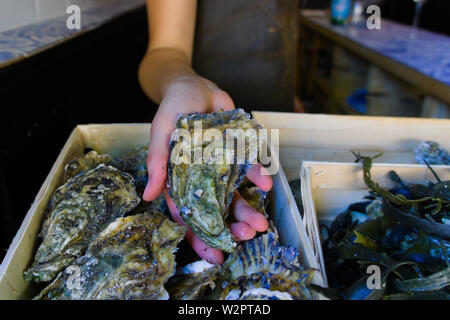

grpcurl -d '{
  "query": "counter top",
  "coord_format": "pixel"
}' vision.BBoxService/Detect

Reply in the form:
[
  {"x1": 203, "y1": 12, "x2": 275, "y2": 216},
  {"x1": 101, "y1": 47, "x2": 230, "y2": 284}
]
[
  {"x1": 0, "y1": 0, "x2": 145, "y2": 69},
  {"x1": 301, "y1": 14, "x2": 450, "y2": 103}
]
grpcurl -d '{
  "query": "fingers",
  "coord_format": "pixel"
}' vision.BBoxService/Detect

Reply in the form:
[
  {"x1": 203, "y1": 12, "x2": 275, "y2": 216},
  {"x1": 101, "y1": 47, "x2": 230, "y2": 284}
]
[
  {"x1": 164, "y1": 189, "x2": 224, "y2": 264},
  {"x1": 201, "y1": 79, "x2": 235, "y2": 112},
  {"x1": 212, "y1": 89, "x2": 235, "y2": 112},
  {"x1": 186, "y1": 231, "x2": 224, "y2": 265},
  {"x1": 165, "y1": 187, "x2": 268, "y2": 263},
  {"x1": 230, "y1": 222, "x2": 256, "y2": 241},
  {"x1": 164, "y1": 188, "x2": 184, "y2": 225},
  {"x1": 246, "y1": 163, "x2": 273, "y2": 192},
  {"x1": 143, "y1": 111, "x2": 175, "y2": 202},
  {"x1": 232, "y1": 192, "x2": 269, "y2": 232}
]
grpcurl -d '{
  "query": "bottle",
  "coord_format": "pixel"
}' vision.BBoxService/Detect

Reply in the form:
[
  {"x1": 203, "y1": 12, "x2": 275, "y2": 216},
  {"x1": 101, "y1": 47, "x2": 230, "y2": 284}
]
[
  {"x1": 351, "y1": 1, "x2": 364, "y2": 24},
  {"x1": 330, "y1": 0, "x2": 352, "y2": 26}
]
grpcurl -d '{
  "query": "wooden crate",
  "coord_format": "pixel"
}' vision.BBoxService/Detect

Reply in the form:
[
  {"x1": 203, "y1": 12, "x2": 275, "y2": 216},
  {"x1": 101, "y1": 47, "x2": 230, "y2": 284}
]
[
  {"x1": 252, "y1": 111, "x2": 449, "y2": 286},
  {"x1": 0, "y1": 123, "x2": 323, "y2": 299},
  {"x1": 252, "y1": 111, "x2": 450, "y2": 180},
  {"x1": 300, "y1": 161, "x2": 450, "y2": 285}
]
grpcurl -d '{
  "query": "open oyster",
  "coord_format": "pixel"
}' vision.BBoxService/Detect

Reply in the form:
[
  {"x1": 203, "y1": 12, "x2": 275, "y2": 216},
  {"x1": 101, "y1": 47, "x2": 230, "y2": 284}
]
[
  {"x1": 220, "y1": 232, "x2": 315, "y2": 300},
  {"x1": 167, "y1": 260, "x2": 220, "y2": 300},
  {"x1": 35, "y1": 212, "x2": 186, "y2": 300},
  {"x1": 168, "y1": 109, "x2": 261, "y2": 252},
  {"x1": 24, "y1": 164, "x2": 140, "y2": 282}
]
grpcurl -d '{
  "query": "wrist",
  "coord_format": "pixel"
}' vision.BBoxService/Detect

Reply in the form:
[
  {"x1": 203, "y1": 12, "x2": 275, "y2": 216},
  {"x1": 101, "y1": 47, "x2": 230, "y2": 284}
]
[{"x1": 138, "y1": 47, "x2": 195, "y2": 103}]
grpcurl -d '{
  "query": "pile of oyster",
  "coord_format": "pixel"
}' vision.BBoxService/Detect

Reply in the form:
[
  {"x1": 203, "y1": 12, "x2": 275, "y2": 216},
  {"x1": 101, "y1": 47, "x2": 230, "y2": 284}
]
[{"x1": 24, "y1": 109, "x2": 314, "y2": 300}]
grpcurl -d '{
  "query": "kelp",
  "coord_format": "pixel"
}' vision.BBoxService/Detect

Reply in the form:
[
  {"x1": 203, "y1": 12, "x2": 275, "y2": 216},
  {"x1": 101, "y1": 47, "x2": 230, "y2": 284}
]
[{"x1": 318, "y1": 152, "x2": 450, "y2": 300}]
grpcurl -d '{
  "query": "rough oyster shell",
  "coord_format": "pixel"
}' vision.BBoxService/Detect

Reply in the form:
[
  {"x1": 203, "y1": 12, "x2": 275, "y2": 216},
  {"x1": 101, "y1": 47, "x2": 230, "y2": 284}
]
[
  {"x1": 414, "y1": 141, "x2": 450, "y2": 165},
  {"x1": 35, "y1": 212, "x2": 186, "y2": 300},
  {"x1": 119, "y1": 145, "x2": 149, "y2": 194},
  {"x1": 239, "y1": 184, "x2": 267, "y2": 216},
  {"x1": 239, "y1": 288, "x2": 294, "y2": 300},
  {"x1": 168, "y1": 109, "x2": 261, "y2": 252},
  {"x1": 167, "y1": 260, "x2": 220, "y2": 300},
  {"x1": 24, "y1": 164, "x2": 140, "y2": 282},
  {"x1": 220, "y1": 233, "x2": 315, "y2": 300},
  {"x1": 66, "y1": 147, "x2": 149, "y2": 193},
  {"x1": 64, "y1": 150, "x2": 119, "y2": 181},
  {"x1": 65, "y1": 148, "x2": 164, "y2": 216}
]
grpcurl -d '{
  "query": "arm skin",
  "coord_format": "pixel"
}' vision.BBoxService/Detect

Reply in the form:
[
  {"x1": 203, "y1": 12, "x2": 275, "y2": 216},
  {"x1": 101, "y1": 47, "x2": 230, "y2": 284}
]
[
  {"x1": 138, "y1": 0, "x2": 272, "y2": 264},
  {"x1": 138, "y1": 0, "x2": 197, "y2": 103}
]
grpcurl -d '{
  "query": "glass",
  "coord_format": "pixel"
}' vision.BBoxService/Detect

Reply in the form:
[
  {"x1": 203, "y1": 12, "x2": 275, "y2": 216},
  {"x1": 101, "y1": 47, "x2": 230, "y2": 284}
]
[{"x1": 411, "y1": 0, "x2": 427, "y2": 38}]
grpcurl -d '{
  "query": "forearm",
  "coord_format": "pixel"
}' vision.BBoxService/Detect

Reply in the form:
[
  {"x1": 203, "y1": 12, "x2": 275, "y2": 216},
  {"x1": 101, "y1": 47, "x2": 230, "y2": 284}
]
[
  {"x1": 138, "y1": 47, "x2": 196, "y2": 103},
  {"x1": 139, "y1": 0, "x2": 197, "y2": 103}
]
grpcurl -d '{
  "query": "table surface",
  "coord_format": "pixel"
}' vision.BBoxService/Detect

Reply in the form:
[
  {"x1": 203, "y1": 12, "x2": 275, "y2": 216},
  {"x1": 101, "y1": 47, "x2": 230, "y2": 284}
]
[
  {"x1": 301, "y1": 14, "x2": 450, "y2": 103},
  {"x1": 0, "y1": 0, "x2": 145, "y2": 69}
]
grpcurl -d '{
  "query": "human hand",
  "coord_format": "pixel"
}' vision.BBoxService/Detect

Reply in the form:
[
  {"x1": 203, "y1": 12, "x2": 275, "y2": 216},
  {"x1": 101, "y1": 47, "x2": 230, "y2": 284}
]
[{"x1": 143, "y1": 74, "x2": 272, "y2": 264}]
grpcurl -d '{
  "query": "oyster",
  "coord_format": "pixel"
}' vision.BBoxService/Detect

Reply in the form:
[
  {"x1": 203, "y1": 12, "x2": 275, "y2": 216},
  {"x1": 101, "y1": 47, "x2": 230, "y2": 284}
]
[
  {"x1": 167, "y1": 260, "x2": 220, "y2": 300},
  {"x1": 414, "y1": 141, "x2": 450, "y2": 165},
  {"x1": 64, "y1": 150, "x2": 119, "y2": 181},
  {"x1": 168, "y1": 109, "x2": 261, "y2": 252},
  {"x1": 120, "y1": 145, "x2": 149, "y2": 194},
  {"x1": 24, "y1": 164, "x2": 140, "y2": 282},
  {"x1": 220, "y1": 233, "x2": 315, "y2": 300},
  {"x1": 35, "y1": 213, "x2": 186, "y2": 300},
  {"x1": 239, "y1": 288, "x2": 294, "y2": 300},
  {"x1": 128, "y1": 192, "x2": 170, "y2": 219},
  {"x1": 66, "y1": 147, "x2": 149, "y2": 193},
  {"x1": 239, "y1": 183, "x2": 267, "y2": 216}
]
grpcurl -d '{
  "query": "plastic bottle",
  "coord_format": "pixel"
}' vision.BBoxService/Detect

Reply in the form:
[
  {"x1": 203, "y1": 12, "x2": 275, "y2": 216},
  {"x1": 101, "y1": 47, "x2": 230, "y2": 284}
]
[{"x1": 330, "y1": 0, "x2": 352, "y2": 26}]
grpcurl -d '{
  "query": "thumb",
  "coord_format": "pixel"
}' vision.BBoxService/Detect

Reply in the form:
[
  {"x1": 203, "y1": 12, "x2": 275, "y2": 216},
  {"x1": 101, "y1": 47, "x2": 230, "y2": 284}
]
[{"x1": 143, "y1": 111, "x2": 175, "y2": 201}]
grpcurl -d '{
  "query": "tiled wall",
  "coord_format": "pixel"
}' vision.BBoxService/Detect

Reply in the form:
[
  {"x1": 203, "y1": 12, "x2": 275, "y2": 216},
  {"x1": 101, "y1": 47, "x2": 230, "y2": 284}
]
[{"x1": 0, "y1": 0, "x2": 112, "y2": 32}]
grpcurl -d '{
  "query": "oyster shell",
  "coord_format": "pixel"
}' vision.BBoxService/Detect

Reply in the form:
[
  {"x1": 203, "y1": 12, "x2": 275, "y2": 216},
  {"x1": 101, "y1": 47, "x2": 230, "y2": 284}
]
[
  {"x1": 220, "y1": 232, "x2": 315, "y2": 300},
  {"x1": 119, "y1": 145, "x2": 149, "y2": 194},
  {"x1": 24, "y1": 164, "x2": 140, "y2": 282},
  {"x1": 66, "y1": 147, "x2": 149, "y2": 193},
  {"x1": 64, "y1": 150, "x2": 119, "y2": 181},
  {"x1": 414, "y1": 141, "x2": 450, "y2": 165},
  {"x1": 239, "y1": 184, "x2": 267, "y2": 216},
  {"x1": 167, "y1": 260, "x2": 220, "y2": 300},
  {"x1": 35, "y1": 212, "x2": 186, "y2": 300},
  {"x1": 239, "y1": 288, "x2": 294, "y2": 300},
  {"x1": 168, "y1": 109, "x2": 261, "y2": 252}
]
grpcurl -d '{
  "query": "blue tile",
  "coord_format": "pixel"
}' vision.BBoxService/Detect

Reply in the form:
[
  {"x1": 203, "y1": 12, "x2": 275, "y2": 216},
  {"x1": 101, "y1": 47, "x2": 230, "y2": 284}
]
[
  {"x1": 0, "y1": 0, "x2": 145, "y2": 67},
  {"x1": 310, "y1": 17, "x2": 450, "y2": 86}
]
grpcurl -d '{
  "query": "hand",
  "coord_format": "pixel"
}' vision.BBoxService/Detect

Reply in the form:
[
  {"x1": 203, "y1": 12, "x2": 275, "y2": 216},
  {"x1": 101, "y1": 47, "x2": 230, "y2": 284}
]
[{"x1": 143, "y1": 74, "x2": 273, "y2": 264}]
